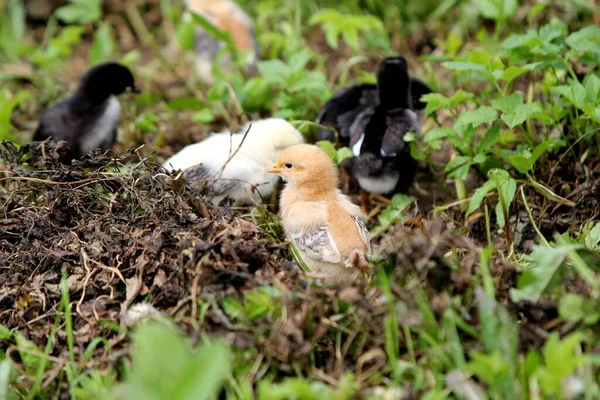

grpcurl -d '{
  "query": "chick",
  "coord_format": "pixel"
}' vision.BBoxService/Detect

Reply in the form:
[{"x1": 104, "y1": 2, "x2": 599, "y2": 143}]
[
  {"x1": 268, "y1": 144, "x2": 371, "y2": 284},
  {"x1": 316, "y1": 57, "x2": 431, "y2": 146},
  {"x1": 33, "y1": 62, "x2": 140, "y2": 163},
  {"x1": 351, "y1": 57, "x2": 421, "y2": 201},
  {"x1": 163, "y1": 118, "x2": 304, "y2": 206},
  {"x1": 185, "y1": 0, "x2": 259, "y2": 84}
]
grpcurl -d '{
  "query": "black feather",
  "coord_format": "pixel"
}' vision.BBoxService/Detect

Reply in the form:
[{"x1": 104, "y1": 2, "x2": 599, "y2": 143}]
[{"x1": 32, "y1": 62, "x2": 139, "y2": 163}]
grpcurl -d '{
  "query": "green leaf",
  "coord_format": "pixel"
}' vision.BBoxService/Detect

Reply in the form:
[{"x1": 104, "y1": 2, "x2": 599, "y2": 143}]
[
  {"x1": 336, "y1": 147, "x2": 354, "y2": 164},
  {"x1": 444, "y1": 155, "x2": 472, "y2": 181},
  {"x1": 466, "y1": 179, "x2": 496, "y2": 216},
  {"x1": 0, "y1": 359, "x2": 15, "y2": 400},
  {"x1": 371, "y1": 194, "x2": 415, "y2": 237},
  {"x1": 501, "y1": 112, "x2": 526, "y2": 128},
  {"x1": 479, "y1": 0, "x2": 518, "y2": 20},
  {"x1": 566, "y1": 25, "x2": 600, "y2": 54},
  {"x1": 449, "y1": 90, "x2": 475, "y2": 106},
  {"x1": 583, "y1": 73, "x2": 600, "y2": 103},
  {"x1": 558, "y1": 294, "x2": 587, "y2": 323},
  {"x1": 124, "y1": 322, "x2": 230, "y2": 400},
  {"x1": 509, "y1": 246, "x2": 568, "y2": 302},
  {"x1": 478, "y1": 124, "x2": 500, "y2": 152},
  {"x1": 494, "y1": 176, "x2": 516, "y2": 228},
  {"x1": 537, "y1": 332, "x2": 586, "y2": 396},
  {"x1": 166, "y1": 97, "x2": 206, "y2": 111},
  {"x1": 191, "y1": 109, "x2": 215, "y2": 124},
  {"x1": 539, "y1": 21, "x2": 568, "y2": 43},
  {"x1": 308, "y1": 9, "x2": 384, "y2": 51},
  {"x1": 584, "y1": 222, "x2": 600, "y2": 249},
  {"x1": 55, "y1": 0, "x2": 102, "y2": 24},
  {"x1": 257, "y1": 59, "x2": 290, "y2": 84},
  {"x1": 502, "y1": 30, "x2": 540, "y2": 49},
  {"x1": 500, "y1": 66, "x2": 529, "y2": 83},
  {"x1": 457, "y1": 106, "x2": 497, "y2": 127},
  {"x1": 442, "y1": 61, "x2": 487, "y2": 73},
  {"x1": 468, "y1": 50, "x2": 492, "y2": 67},
  {"x1": 89, "y1": 23, "x2": 115, "y2": 65},
  {"x1": 189, "y1": 12, "x2": 237, "y2": 58},
  {"x1": 316, "y1": 140, "x2": 337, "y2": 162},
  {"x1": 176, "y1": 19, "x2": 196, "y2": 51},
  {"x1": 491, "y1": 93, "x2": 523, "y2": 113},
  {"x1": 550, "y1": 82, "x2": 587, "y2": 109},
  {"x1": 424, "y1": 126, "x2": 453, "y2": 149},
  {"x1": 421, "y1": 93, "x2": 450, "y2": 115}
]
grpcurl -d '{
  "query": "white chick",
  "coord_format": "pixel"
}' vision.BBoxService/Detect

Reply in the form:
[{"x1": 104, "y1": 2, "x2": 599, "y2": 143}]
[
  {"x1": 163, "y1": 118, "x2": 305, "y2": 206},
  {"x1": 268, "y1": 144, "x2": 371, "y2": 284},
  {"x1": 185, "y1": 0, "x2": 259, "y2": 84}
]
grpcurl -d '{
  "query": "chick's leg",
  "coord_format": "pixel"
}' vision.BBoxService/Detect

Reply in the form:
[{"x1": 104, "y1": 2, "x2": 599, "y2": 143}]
[
  {"x1": 360, "y1": 190, "x2": 370, "y2": 214},
  {"x1": 372, "y1": 193, "x2": 392, "y2": 205}
]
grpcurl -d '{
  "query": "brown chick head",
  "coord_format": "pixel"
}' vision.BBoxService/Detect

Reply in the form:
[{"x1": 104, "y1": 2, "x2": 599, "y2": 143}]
[{"x1": 268, "y1": 144, "x2": 339, "y2": 188}]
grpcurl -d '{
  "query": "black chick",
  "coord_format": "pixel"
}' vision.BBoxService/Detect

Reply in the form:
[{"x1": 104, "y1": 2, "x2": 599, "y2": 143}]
[
  {"x1": 33, "y1": 62, "x2": 140, "y2": 163},
  {"x1": 315, "y1": 59, "x2": 431, "y2": 146},
  {"x1": 350, "y1": 57, "x2": 421, "y2": 199}
]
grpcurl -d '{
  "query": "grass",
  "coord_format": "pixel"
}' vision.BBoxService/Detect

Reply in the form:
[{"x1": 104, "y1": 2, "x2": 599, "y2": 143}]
[{"x1": 0, "y1": 0, "x2": 600, "y2": 398}]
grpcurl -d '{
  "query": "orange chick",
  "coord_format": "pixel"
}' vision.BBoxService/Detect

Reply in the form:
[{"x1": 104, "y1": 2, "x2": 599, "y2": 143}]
[
  {"x1": 268, "y1": 144, "x2": 371, "y2": 284},
  {"x1": 185, "y1": 0, "x2": 259, "y2": 84}
]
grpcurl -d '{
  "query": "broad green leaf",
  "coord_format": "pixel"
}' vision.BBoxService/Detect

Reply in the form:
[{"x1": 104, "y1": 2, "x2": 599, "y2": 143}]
[
  {"x1": 583, "y1": 72, "x2": 600, "y2": 103},
  {"x1": 550, "y1": 82, "x2": 587, "y2": 109},
  {"x1": 557, "y1": 294, "x2": 587, "y2": 323},
  {"x1": 421, "y1": 93, "x2": 450, "y2": 115},
  {"x1": 479, "y1": 0, "x2": 518, "y2": 20},
  {"x1": 424, "y1": 126, "x2": 452, "y2": 149},
  {"x1": 444, "y1": 155, "x2": 472, "y2": 180},
  {"x1": 257, "y1": 59, "x2": 290, "y2": 84},
  {"x1": 501, "y1": 112, "x2": 526, "y2": 128},
  {"x1": 500, "y1": 66, "x2": 529, "y2": 83},
  {"x1": 89, "y1": 23, "x2": 115, "y2": 65},
  {"x1": 55, "y1": 0, "x2": 102, "y2": 24},
  {"x1": 539, "y1": 21, "x2": 568, "y2": 43},
  {"x1": 566, "y1": 25, "x2": 600, "y2": 54},
  {"x1": 315, "y1": 140, "x2": 337, "y2": 162},
  {"x1": 502, "y1": 30, "x2": 540, "y2": 49},
  {"x1": 457, "y1": 106, "x2": 497, "y2": 127},
  {"x1": 124, "y1": 322, "x2": 230, "y2": 400},
  {"x1": 538, "y1": 332, "x2": 586, "y2": 397},
  {"x1": 449, "y1": 90, "x2": 475, "y2": 106},
  {"x1": 491, "y1": 93, "x2": 523, "y2": 113},
  {"x1": 336, "y1": 147, "x2": 354, "y2": 164},
  {"x1": 510, "y1": 246, "x2": 568, "y2": 302},
  {"x1": 468, "y1": 50, "x2": 492, "y2": 67}
]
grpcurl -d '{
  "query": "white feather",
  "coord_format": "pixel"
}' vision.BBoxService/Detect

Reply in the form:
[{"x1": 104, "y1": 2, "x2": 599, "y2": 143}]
[
  {"x1": 356, "y1": 173, "x2": 399, "y2": 194},
  {"x1": 352, "y1": 133, "x2": 364, "y2": 156},
  {"x1": 79, "y1": 96, "x2": 120, "y2": 155},
  {"x1": 163, "y1": 118, "x2": 305, "y2": 205}
]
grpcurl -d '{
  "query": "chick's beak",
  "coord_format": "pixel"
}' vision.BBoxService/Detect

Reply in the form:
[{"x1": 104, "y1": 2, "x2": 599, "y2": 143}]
[
  {"x1": 268, "y1": 164, "x2": 282, "y2": 174},
  {"x1": 129, "y1": 85, "x2": 141, "y2": 94}
]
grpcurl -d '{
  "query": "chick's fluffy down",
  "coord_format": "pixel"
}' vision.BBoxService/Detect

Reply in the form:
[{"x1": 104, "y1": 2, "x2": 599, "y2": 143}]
[{"x1": 163, "y1": 118, "x2": 304, "y2": 205}]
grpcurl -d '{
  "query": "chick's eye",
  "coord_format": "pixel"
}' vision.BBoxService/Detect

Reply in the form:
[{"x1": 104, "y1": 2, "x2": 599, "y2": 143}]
[{"x1": 284, "y1": 163, "x2": 293, "y2": 169}]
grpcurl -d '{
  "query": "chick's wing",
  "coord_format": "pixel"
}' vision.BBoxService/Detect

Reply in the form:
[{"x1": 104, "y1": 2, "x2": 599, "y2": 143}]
[
  {"x1": 352, "y1": 216, "x2": 371, "y2": 251},
  {"x1": 291, "y1": 225, "x2": 342, "y2": 264}
]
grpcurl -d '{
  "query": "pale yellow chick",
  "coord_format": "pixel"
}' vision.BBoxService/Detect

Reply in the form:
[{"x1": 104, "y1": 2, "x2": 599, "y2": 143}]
[{"x1": 268, "y1": 144, "x2": 371, "y2": 284}]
